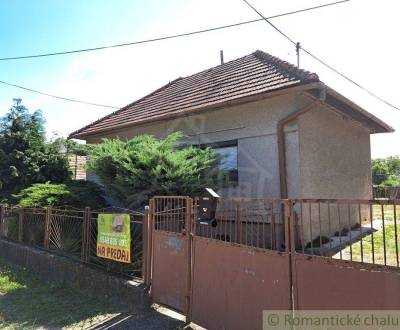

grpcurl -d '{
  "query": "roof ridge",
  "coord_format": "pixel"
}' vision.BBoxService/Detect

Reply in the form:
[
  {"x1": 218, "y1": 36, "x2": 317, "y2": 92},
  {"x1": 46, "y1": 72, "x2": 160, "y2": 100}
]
[
  {"x1": 177, "y1": 53, "x2": 254, "y2": 83},
  {"x1": 68, "y1": 77, "x2": 183, "y2": 138},
  {"x1": 252, "y1": 49, "x2": 319, "y2": 82}
]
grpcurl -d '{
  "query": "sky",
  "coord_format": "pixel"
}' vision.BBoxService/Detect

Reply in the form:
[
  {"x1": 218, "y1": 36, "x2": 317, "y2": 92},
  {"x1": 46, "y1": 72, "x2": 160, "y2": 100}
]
[{"x1": 0, "y1": 0, "x2": 399, "y2": 159}]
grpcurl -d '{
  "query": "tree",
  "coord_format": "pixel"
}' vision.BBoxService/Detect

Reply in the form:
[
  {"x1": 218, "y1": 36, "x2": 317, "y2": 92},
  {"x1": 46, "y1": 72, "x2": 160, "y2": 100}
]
[
  {"x1": 88, "y1": 132, "x2": 220, "y2": 208},
  {"x1": 372, "y1": 156, "x2": 400, "y2": 187},
  {"x1": 0, "y1": 99, "x2": 70, "y2": 199}
]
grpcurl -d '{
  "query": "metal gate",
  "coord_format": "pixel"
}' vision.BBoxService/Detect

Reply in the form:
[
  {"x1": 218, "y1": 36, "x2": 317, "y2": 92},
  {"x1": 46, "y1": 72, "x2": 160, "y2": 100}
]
[
  {"x1": 149, "y1": 197, "x2": 291, "y2": 327},
  {"x1": 149, "y1": 197, "x2": 193, "y2": 315}
]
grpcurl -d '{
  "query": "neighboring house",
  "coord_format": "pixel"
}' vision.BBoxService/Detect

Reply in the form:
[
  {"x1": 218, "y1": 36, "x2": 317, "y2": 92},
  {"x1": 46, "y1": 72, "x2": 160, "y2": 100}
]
[
  {"x1": 70, "y1": 50, "x2": 393, "y2": 243},
  {"x1": 65, "y1": 154, "x2": 86, "y2": 180}
]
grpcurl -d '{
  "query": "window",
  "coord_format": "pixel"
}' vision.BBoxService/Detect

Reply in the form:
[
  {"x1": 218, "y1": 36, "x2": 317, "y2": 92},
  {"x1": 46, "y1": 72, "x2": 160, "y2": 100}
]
[{"x1": 200, "y1": 140, "x2": 238, "y2": 185}]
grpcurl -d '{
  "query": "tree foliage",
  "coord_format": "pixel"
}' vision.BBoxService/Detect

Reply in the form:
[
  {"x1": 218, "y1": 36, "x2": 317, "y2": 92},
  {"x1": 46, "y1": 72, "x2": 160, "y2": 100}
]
[
  {"x1": 372, "y1": 156, "x2": 400, "y2": 187},
  {"x1": 0, "y1": 99, "x2": 70, "y2": 199},
  {"x1": 14, "y1": 181, "x2": 107, "y2": 209},
  {"x1": 88, "y1": 132, "x2": 220, "y2": 207},
  {"x1": 49, "y1": 136, "x2": 94, "y2": 156}
]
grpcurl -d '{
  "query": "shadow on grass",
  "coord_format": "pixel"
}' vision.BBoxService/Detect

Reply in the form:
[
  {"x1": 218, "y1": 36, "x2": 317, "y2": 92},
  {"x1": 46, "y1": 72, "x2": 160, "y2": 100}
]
[{"x1": 0, "y1": 262, "x2": 184, "y2": 329}]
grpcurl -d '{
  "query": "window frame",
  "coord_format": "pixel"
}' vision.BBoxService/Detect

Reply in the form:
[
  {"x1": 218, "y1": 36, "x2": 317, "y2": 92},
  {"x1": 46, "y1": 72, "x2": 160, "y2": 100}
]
[{"x1": 198, "y1": 140, "x2": 239, "y2": 186}]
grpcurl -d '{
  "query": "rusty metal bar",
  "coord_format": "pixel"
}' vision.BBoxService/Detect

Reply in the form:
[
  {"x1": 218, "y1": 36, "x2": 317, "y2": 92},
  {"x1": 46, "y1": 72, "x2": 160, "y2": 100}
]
[
  {"x1": 81, "y1": 207, "x2": 89, "y2": 261},
  {"x1": 284, "y1": 201, "x2": 290, "y2": 253},
  {"x1": 318, "y1": 202, "x2": 323, "y2": 256},
  {"x1": 263, "y1": 200, "x2": 267, "y2": 249},
  {"x1": 369, "y1": 204, "x2": 375, "y2": 264},
  {"x1": 327, "y1": 202, "x2": 332, "y2": 256},
  {"x1": 288, "y1": 199, "x2": 297, "y2": 310},
  {"x1": 86, "y1": 207, "x2": 92, "y2": 262},
  {"x1": 142, "y1": 206, "x2": 149, "y2": 285},
  {"x1": 185, "y1": 197, "x2": 193, "y2": 324},
  {"x1": 394, "y1": 202, "x2": 399, "y2": 268},
  {"x1": 309, "y1": 203, "x2": 313, "y2": 256},
  {"x1": 44, "y1": 206, "x2": 52, "y2": 249},
  {"x1": 148, "y1": 199, "x2": 155, "y2": 288},
  {"x1": 289, "y1": 201, "x2": 296, "y2": 254},
  {"x1": 337, "y1": 204, "x2": 342, "y2": 260},
  {"x1": 347, "y1": 204, "x2": 352, "y2": 261},
  {"x1": 358, "y1": 204, "x2": 363, "y2": 263},
  {"x1": 271, "y1": 201, "x2": 276, "y2": 250},
  {"x1": 244, "y1": 205, "x2": 248, "y2": 246},
  {"x1": 300, "y1": 201, "x2": 304, "y2": 254},
  {"x1": 382, "y1": 204, "x2": 387, "y2": 266}
]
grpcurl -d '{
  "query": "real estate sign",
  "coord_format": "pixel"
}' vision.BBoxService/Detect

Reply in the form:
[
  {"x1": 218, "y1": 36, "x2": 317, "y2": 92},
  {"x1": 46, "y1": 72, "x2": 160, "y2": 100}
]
[{"x1": 96, "y1": 214, "x2": 131, "y2": 263}]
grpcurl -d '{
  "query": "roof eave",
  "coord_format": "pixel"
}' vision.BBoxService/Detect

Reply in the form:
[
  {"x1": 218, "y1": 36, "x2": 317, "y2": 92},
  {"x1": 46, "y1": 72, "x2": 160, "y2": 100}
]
[
  {"x1": 69, "y1": 81, "x2": 320, "y2": 140},
  {"x1": 307, "y1": 84, "x2": 394, "y2": 134}
]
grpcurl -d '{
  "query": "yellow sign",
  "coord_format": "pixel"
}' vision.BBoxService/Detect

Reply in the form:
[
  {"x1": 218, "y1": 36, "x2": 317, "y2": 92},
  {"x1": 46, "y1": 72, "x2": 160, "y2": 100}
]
[{"x1": 96, "y1": 214, "x2": 131, "y2": 263}]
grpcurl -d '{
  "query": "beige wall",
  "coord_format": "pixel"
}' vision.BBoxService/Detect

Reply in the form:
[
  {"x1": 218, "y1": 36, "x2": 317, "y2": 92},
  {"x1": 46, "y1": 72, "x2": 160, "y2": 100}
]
[
  {"x1": 297, "y1": 102, "x2": 372, "y2": 243},
  {"x1": 298, "y1": 102, "x2": 372, "y2": 199},
  {"x1": 86, "y1": 94, "x2": 301, "y2": 199}
]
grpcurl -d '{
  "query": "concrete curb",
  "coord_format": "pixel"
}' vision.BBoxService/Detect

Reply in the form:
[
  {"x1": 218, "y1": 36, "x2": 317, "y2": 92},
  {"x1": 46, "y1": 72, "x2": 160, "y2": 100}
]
[{"x1": 0, "y1": 238, "x2": 151, "y2": 313}]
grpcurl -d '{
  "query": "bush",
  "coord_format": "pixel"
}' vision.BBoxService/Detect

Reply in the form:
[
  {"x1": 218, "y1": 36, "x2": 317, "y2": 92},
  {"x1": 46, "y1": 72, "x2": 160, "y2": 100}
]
[
  {"x1": 88, "y1": 132, "x2": 220, "y2": 207},
  {"x1": 14, "y1": 181, "x2": 107, "y2": 209}
]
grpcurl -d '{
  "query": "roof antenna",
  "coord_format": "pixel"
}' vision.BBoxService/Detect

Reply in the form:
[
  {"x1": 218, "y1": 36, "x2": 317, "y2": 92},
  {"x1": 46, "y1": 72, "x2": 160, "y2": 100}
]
[
  {"x1": 220, "y1": 50, "x2": 224, "y2": 65},
  {"x1": 296, "y1": 42, "x2": 300, "y2": 68}
]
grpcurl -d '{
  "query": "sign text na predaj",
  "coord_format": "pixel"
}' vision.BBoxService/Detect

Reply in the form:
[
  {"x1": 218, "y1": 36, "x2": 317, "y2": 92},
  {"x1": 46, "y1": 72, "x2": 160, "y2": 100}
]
[{"x1": 97, "y1": 214, "x2": 131, "y2": 263}]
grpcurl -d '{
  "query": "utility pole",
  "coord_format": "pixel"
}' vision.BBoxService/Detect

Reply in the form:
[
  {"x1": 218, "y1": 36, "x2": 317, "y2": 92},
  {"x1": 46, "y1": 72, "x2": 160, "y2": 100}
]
[
  {"x1": 296, "y1": 42, "x2": 300, "y2": 68},
  {"x1": 220, "y1": 50, "x2": 224, "y2": 65}
]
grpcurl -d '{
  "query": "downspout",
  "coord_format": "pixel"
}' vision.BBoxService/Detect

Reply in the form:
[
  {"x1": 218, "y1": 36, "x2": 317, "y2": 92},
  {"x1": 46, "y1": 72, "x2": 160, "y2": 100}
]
[{"x1": 278, "y1": 90, "x2": 326, "y2": 199}]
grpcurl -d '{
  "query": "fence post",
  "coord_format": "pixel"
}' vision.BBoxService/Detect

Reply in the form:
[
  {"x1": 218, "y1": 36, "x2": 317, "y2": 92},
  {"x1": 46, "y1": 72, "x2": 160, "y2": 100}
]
[
  {"x1": 148, "y1": 198, "x2": 155, "y2": 291},
  {"x1": 0, "y1": 205, "x2": 5, "y2": 237},
  {"x1": 284, "y1": 199, "x2": 298, "y2": 312},
  {"x1": 81, "y1": 207, "x2": 90, "y2": 262},
  {"x1": 44, "y1": 206, "x2": 52, "y2": 249},
  {"x1": 86, "y1": 207, "x2": 91, "y2": 262},
  {"x1": 142, "y1": 206, "x2": 149, "y2": 285},
  {"x1": 185, "y1": 197, "x2": 193, "y2": 325},
  {"x1": 18, "y1": 209, "x2": 24, "y2": 242},
  {"x1": 81, "y1": 208, "x2": 86, "y2": 261}
]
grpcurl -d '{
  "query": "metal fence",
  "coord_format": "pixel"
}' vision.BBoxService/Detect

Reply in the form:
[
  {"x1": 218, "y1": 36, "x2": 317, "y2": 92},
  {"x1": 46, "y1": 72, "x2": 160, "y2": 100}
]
[
  {"x1": 194, "y1": 198, "x2": 284, "y2": 250},
  {"x1": 291, "y1": 199, "x2": 400, "y2": 269},
  {"x1": 149, "y1": 197, "x2": 400, "y2": 271},
  {"x1": 0, "y1": 205, "x2": 144, "y2": 279},
  {"x1": 373, "y1": 186, "x2": 400, "y2": 199}
]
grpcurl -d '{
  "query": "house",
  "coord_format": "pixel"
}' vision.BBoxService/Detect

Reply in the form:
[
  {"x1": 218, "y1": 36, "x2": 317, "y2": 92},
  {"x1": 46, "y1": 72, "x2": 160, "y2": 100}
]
[{"x1": 70, "y1": 50, "x2": 393, "y2": 244}]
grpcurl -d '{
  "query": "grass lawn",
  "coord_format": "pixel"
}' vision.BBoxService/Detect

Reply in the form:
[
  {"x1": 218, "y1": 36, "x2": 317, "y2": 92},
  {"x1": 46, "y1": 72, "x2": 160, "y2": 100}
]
[
  {"x1": 0, "y1": 261, "x2": 119, "y2": 329},
  {"x1": 340, "y1": 222, "x2": 400, "y2": 266},
  {"x1": 372, "y1": 204, "x2": 400, "y2": 221},
  {"x1": 336, "y1": 204, "x2": 399, "y2": 267}
]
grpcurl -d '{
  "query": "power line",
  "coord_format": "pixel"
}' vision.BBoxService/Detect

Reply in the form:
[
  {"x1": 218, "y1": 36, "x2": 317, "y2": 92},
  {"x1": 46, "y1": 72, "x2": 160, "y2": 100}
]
[
  {"x1": 241, "y1": 0, "x2": 400, "y2": 111},
  {"x1": 0, "y1": 80, "x2": 120, "y2": 109},
  {"x1": 0, "y1": 1, "x2": 349, "y2": 61},
  {"x1": 0, "y1": 0, "x2": 349, "y2": 110}
]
